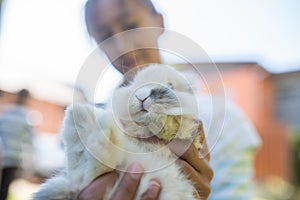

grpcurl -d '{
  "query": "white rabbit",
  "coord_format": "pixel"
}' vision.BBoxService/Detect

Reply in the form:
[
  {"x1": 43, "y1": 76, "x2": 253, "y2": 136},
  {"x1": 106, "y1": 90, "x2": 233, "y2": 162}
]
[{"x1": 33, "y1": 64, "x2": 204, "y2": 200}]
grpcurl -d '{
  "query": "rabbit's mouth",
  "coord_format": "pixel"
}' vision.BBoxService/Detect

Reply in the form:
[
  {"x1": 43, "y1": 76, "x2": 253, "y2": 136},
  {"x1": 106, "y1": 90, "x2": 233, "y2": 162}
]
[
  {"x1": 140, "y1": 108, "x2": 148, "y2": 113},
  {"x1": 129, "y1": 107, "x2": 148, "y2": 115}
]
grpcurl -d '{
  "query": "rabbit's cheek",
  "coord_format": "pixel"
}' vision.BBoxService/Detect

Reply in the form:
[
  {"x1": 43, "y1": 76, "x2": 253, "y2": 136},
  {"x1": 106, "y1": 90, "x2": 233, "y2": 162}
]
[{"x1": 128, "y1": 96, "x2": 142, "y2": 113}]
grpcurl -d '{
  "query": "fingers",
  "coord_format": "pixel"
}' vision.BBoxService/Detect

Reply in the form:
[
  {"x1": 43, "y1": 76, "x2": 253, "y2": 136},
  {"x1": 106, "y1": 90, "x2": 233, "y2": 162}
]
[
  {"x1": 168, "y1": 139, "x2": 213, "y2": 181},
  {"x1": 176, "y1": 159, "x2": 212, "y2": 199},
  {"x1": 169, "y1": 138, "x2": 213, "y2": 199},
  {"x1": 112, "y1": 163, "x2": 144, "y2": 200},
  {"x1": 141, "y1": 180, "x2": 161, "y2": 200},
  {"x1": 78, "y1": 172, "x2": 118, "y2": 200},
  {"x1": 198, "y1": 123, "x2": 210, "y2": 161},
  {"x1": 184, "y1": 147, "x2": 213, "y2": 183},
  {"x1": 78, "y1": 163, "x2": 161, "y2": 200}
]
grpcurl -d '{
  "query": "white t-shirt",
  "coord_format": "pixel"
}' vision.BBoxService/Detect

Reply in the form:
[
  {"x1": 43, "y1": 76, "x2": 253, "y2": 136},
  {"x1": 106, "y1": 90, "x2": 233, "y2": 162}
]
[{"x1": 197, "y1": 94, "x2": 261, "y2": 199}]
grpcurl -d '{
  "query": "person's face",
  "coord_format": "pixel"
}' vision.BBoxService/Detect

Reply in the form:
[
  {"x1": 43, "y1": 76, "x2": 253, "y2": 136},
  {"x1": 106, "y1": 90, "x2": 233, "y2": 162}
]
[{"x1": 87, "y1": 0, "x2": 164, "y2": 75}]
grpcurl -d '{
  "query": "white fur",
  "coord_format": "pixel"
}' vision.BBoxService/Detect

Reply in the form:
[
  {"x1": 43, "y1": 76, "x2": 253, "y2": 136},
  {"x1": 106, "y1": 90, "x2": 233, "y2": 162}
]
[{"x1": 33, "y1": 64, "x2": 202, "y2": 200}]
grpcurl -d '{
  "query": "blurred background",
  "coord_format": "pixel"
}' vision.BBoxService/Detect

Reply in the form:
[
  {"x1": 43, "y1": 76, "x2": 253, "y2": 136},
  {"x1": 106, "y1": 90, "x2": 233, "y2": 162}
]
[{"x1": 0, "y1": 0, "x2": 300, "y2": 199}]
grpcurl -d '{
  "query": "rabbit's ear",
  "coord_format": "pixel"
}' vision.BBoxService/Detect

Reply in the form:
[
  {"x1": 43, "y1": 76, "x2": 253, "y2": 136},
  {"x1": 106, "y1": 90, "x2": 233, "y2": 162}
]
[
  {"x1": 178, "y1": 70, "x2": 201, "y2": 94},
  {"x1": 166, "y1": 91, "x2": 199, "y2": 116}
]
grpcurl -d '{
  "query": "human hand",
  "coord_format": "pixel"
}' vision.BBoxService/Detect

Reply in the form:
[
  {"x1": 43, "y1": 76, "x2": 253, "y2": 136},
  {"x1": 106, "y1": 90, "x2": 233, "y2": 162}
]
[
  {"x1": 137, "y1": 122, "x2": 213, "y2": 199},
  {"x1": 168, "y1": 122, "x2": 213, "y2": 199},
  {"x1": 77, "y1": 163, "x2": 161, "y2": 200},
  {"x1": 138, "y1": 136, "x2": 212, "y2": 199}
]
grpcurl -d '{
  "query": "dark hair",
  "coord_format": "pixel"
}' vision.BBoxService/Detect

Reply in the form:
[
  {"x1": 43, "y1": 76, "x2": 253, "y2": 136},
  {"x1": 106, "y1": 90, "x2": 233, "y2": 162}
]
[
  {"x1": 17, "y1": 89, "x2": 30, "y2": 105},
  {"x1": 84, "y1": 0, "x2": 158, "y2": 36}
]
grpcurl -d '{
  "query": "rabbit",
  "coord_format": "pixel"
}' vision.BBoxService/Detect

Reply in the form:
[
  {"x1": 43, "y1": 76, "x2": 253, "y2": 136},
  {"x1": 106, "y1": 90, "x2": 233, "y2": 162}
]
[{"x1": 33, "y1": 64, "x2": 205, "y2": 200}]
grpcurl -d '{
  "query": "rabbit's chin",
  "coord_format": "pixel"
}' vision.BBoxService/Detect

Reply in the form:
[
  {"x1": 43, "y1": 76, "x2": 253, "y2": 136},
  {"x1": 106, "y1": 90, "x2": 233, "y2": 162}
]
[
  {"x1": 116, "y1": 106, "x2": 168, "y2": 139},
  {"x1": 119, "y1": 118, "x2": 153, "y2": 139}
]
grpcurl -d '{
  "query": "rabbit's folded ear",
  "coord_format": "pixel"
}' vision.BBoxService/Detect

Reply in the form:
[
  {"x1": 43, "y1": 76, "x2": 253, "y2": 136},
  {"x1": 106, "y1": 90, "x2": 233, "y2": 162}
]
[
  {"x1": 167, "y1": 92, "x2": 199, "y2": 116},
  {"x1": 64, "y1": 104, "x2": 97, "y2": 129},
  {"x1": 180, "y1": 71, "x2": 201, "y2": 94}
]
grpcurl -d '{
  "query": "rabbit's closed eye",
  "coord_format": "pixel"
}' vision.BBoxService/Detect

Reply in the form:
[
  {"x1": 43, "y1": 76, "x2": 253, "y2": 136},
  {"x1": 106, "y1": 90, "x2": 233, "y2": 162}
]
[
  {"x1": 167, "y1": 82, "x2": 174, "y2": 89},
  {"x1": 149, "y1": 87, "x2": 176, "y2": 100}
]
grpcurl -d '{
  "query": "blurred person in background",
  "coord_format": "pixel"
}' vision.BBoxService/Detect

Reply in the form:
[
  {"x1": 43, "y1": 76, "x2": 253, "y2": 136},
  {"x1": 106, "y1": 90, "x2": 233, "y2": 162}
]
[
  {"x1": 0, "y1": 89, "x2": 34, "y2": 200},
  {"x1": 76, "y1": 0, "x2": 261, "y2": 199}
]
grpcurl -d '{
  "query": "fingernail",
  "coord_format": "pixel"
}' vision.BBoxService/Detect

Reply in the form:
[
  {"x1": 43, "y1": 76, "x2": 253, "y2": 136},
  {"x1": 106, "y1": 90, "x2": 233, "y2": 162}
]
[
  {"x1": 175, "y1": 159, "x2": 183, "y2": 168},
  {"x1": 129, "y1": 163, "x2": 143, "y2": 179},
  {"x1": 148, "y1": 180, "x2": 160, "y2": 198}
]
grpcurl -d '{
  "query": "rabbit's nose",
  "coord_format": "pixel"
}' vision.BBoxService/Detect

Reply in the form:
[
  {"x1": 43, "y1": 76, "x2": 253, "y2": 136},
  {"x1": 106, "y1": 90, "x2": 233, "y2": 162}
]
[
  {"x1": 135, "y1": 94, "x2": 151, "y2": 111},
  {"x1": 135, "y1": 88, "x2": 151, "y2": 102},
  {"x1": 135, "y1": 94, "x2": 149, "y2": 102}
]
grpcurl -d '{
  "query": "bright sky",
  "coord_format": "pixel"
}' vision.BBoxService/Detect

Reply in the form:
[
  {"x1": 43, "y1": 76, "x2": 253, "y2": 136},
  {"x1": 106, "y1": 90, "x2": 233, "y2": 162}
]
[{"x1": 0, "y1": 0, "x2": 300, "y2": 100}]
